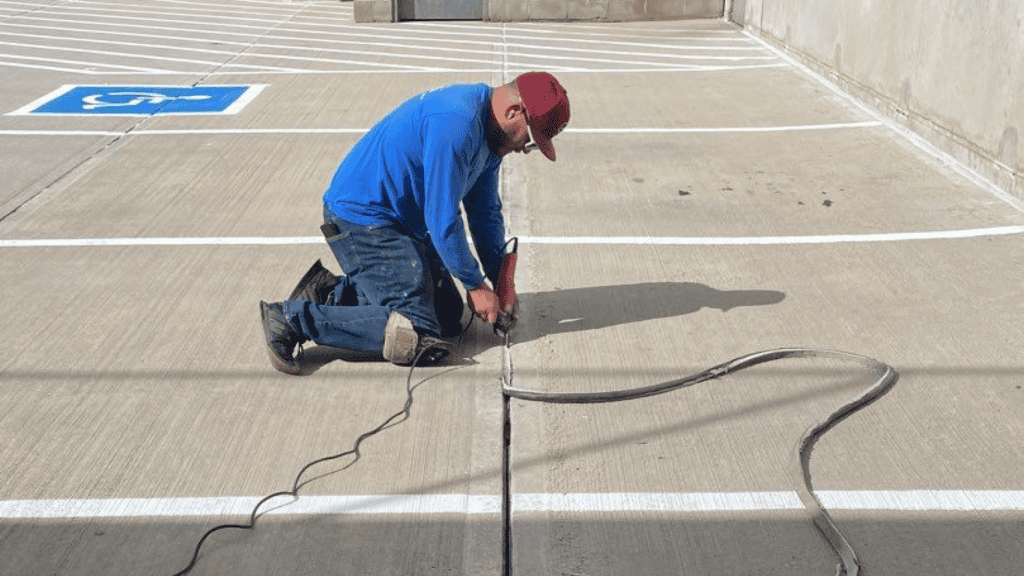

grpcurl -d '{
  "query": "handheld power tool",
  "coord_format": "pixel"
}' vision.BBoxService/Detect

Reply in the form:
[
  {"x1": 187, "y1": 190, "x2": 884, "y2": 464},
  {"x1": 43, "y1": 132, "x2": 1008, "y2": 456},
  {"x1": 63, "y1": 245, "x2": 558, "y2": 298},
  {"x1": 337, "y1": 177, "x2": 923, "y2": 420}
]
[{"x1": 493, "y1": 237, "x2": 519, "y2": 335}]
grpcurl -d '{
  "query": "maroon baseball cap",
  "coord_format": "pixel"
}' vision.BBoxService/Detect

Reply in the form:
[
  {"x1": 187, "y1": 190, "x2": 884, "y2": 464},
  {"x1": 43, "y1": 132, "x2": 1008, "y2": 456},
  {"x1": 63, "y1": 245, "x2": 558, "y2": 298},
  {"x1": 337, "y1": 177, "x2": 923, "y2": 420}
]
[{"x1": 515, "y1": 72, "x2": 570, "y2": 161}]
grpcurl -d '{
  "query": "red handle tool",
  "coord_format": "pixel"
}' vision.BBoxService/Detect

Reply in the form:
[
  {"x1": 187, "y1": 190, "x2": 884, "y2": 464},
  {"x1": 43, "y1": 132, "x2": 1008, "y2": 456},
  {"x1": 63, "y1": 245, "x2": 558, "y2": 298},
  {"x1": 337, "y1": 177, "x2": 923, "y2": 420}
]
[{"x1": 494, "y1": 237, "x2": 518, "y2": 335}]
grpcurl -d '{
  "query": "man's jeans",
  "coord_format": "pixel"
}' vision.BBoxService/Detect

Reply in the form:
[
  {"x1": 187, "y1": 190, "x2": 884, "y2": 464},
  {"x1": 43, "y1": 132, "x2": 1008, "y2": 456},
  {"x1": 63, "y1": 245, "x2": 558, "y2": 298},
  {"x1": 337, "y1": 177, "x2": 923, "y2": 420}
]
[{"x1": 282, "y1": 208, "x2": 452, "y2": 354}]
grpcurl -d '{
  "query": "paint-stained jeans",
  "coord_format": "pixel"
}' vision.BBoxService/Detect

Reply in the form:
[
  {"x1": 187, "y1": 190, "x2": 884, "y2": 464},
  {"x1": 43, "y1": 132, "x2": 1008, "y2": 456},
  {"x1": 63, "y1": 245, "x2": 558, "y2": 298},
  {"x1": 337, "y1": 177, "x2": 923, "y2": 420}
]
[{"x1": 282, "y1": 208, "x2": 458, "y2": 353}]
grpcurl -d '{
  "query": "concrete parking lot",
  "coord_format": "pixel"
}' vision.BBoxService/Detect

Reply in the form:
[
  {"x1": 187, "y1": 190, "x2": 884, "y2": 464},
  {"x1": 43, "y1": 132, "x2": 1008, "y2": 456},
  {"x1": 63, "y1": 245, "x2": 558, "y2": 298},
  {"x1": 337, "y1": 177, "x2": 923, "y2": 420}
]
[{"x1": 1, "y1": 1, "x2": 1021, "y2": 575}]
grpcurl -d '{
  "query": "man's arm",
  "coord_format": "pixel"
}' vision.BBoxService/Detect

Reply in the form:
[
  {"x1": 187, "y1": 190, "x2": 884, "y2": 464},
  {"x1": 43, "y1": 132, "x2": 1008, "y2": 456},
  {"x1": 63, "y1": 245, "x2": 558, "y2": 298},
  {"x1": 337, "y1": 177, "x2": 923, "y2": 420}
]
[
  {"x1": 463, "y1": 160, "x2": 506, "y2": 286},
  {"x1": 420, "y1": 118, "x2": 488, "y2": 291},
  {"x1": 420, "y1": 117, "x2": 504, "y2": 323},
  {"x1": 462, "y1": 160, "x2": 507, "y2": 323}
]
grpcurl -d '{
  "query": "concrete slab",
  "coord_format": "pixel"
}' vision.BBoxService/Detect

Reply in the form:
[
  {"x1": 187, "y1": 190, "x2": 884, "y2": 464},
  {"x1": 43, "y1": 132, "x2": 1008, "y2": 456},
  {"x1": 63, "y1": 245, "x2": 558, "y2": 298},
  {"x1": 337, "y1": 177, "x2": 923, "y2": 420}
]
[
  {"x1": 0, "y1": 133, "x2": 121, "y2": 216},
  {"x1": 0, "y1": 243, "x2": 506, "y2": 575},
  {"x1": 498, "y1": 16, "x2": 1024, "y2": 576},
  {"x1": 0, "y1": 3, "x2": 506, "y2": 575},
  {"x1": 509, "y1": 238, "x2": 1024, "y2": 485},
  {"x1": 1, "y1": 4, "x2": 1022, "y2": 576},
  {"x1": 522, "y1": 130, "x2": 1024, "y2": 238},
  {"x1": 1, "y1": 132, "x2": 356, "y2": 238},
  {"x1": 143, "y1": 72, "x2": 504, "y2": 130}
]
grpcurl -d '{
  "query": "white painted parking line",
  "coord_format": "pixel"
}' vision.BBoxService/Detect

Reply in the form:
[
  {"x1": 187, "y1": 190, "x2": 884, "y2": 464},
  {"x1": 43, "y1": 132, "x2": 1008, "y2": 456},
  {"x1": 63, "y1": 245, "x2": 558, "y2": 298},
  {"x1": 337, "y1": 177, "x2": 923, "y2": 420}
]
[
  {"x1": 0, "y1": 7, "x2": 776, "y2": 75},
  {"x1": 195, "y1": 64, "x2": 790, "y2": 75},
  {"x1": 0, "y1": 494, "x2": 499, "y2": 519},
  {"x1": 0, "y1": 20, "x2": 758, "y2": 65},
  {"x1": 515, "y1": 490, "x2": 1024, "y2": 512},
  {"x1": 497, "y1": 23, "x2": 743, "y2": 40},
  {"x1": 0, "y1": 236, "x2": 324, "y2": 247},
  {"x1": 0, "y1": 55, "x2": 172, "y2": 74},
  {"x1": 517, "y1": 226, "x2": 1024, "y2": 245},
  {"x1": 0, "y1": 39, "x2": 309, "y2": 73},
  {"x1": 3, "y1": 226, "x2": 1023, "y2": 248},
  {"x1": 0, "y1": 121, "x2": 882, "y2": 135},
  {"x1": 1, "y1": 491, "x2": 1021, "y2": 519},
  {"x1": 0, "y1": 29, "x2": 462, "y2": 71},
  {"x1": 568, "y1": 121, "x2": 882, "y2": 133},
  {"x1": 0, "y1": 63, "x2": 787, "y2": 76},
  {"x1": 13, "y1": 1, "x2": 305, "y2": 24}
]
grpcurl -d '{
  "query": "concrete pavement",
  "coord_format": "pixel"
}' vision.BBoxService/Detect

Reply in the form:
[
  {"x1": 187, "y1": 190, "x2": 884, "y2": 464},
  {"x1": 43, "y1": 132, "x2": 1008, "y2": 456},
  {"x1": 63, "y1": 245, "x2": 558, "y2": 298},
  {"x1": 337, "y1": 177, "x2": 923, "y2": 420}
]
[{"x1": 1, "y1": 2, "x2": 1021, "y2": 575}]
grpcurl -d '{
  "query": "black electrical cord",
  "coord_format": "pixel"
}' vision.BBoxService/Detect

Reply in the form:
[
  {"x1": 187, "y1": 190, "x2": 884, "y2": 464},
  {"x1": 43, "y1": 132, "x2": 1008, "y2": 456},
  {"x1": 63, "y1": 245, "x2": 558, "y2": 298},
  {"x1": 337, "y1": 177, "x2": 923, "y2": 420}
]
[
  {"x1": 170, "y1": 346, "x2": 435, "y2": 576},
  {"x1": 171, "y1": 317, "x2": 896, "y2": 576},
  {"x1": 172, "y1": 305, "x2": 476, "y2": 576}
]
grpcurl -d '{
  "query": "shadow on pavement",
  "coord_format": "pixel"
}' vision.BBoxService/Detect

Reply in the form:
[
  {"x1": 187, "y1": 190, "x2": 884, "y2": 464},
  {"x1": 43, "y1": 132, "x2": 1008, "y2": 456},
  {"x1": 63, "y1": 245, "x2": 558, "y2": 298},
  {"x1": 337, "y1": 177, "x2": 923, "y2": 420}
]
[
  {"x1": 296, "y1": 282, "x2": 785, "y2": 373},
  {"x1": 3, "y1": 510, "x2": 1020, "y2": 576},
  {"x1": 515, "y1": 281, "x2": 785, "y2": 343}
]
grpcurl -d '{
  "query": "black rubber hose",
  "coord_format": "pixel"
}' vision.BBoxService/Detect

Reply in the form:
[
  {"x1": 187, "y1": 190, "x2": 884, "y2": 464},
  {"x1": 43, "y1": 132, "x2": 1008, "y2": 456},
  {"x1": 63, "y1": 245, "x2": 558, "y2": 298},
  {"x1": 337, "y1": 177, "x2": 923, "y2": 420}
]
[
  {"x1": 172, "y1": 341, "x2": 896, "y2": 576},
  {"x1": 503, "y1": 347, "x2": 899, "y2": 576}
]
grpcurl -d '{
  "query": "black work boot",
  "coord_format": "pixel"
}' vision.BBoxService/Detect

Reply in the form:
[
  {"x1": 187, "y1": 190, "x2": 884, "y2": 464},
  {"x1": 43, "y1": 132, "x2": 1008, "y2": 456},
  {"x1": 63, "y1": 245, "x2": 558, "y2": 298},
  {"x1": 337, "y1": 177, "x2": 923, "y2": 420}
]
[
  {"x1": 288, "y1": 260, "x2": 339, "y2": 304},
  {"x1": 416, "y1": 335, "x2": 455, "y2": 365},
  {"x1": 260, "y1": 301, "x2": 304, "y2": 375}
]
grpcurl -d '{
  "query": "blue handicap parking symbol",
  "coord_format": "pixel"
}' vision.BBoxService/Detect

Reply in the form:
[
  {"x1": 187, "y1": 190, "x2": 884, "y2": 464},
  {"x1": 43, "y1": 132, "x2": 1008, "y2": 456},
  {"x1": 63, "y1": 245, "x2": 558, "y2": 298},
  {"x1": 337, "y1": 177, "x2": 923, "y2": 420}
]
[{"x1": 9, "y1": 85, "x2": 266, "y2": 116}]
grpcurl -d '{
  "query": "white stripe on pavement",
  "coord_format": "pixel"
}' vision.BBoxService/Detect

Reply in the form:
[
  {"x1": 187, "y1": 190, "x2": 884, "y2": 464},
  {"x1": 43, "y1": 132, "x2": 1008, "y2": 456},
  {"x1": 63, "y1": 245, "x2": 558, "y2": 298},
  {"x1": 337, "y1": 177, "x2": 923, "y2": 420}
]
[
  {"x1": 3, "y1": 226, "x2": 1022, "y2": 248},
  {"x1": 1, "y1": 491, "x2": 1022, "y2": 519}
]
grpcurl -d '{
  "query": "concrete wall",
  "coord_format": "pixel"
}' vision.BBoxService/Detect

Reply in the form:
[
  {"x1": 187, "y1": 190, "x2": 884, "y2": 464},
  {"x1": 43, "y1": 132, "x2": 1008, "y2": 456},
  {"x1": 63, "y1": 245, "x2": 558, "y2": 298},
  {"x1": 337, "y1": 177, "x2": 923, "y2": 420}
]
[
  {"x1": 738, "y1": 0, "x2": 1023, "y2": 201},
  {"x1": 354, "y1": 0, "x2": 725, "y2": 22},
  {"x1": 487, "y1": 0, "x2": 724, "y2": 21}
]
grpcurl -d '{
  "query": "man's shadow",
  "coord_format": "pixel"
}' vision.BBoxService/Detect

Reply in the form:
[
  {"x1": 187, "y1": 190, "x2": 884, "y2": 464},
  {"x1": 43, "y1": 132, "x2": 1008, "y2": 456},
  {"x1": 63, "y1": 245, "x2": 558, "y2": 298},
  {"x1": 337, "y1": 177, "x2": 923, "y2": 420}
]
[
  {"x1": 296, "y1": 282, "x2": 785, "y2": 373},
  {"x1": 459, "y1": 282, "x2": 785, "y2": 353}
]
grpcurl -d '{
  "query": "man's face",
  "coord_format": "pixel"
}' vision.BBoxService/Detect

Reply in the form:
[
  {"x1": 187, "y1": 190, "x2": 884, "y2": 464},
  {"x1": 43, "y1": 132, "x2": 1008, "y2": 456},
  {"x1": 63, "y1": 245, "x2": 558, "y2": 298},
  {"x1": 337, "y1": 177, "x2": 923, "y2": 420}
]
[
  {"x1": 500, "y1": 104, "x2": 536, "y2": 156},
  {"x1": 521, "y1": 115, "x2": 541, "y2": 154}
]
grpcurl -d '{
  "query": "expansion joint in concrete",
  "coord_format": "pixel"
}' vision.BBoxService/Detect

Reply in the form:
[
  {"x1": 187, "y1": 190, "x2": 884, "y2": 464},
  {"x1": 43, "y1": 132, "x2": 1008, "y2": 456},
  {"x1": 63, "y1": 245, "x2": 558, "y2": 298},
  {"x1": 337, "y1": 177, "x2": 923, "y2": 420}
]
[
  {"x1": 0, "y1": 128, "x2": 136, "y2": 227},
  {"x1": 500, "y1": 339, "x2": 514, "y2": 576}
]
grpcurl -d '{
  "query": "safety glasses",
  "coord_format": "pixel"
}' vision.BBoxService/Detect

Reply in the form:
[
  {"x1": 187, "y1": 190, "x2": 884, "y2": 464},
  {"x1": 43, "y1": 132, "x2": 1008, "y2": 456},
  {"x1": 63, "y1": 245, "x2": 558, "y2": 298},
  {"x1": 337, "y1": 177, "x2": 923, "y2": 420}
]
[{"x1": 523, "y1": 114, "x2": 540, "y2": 153}]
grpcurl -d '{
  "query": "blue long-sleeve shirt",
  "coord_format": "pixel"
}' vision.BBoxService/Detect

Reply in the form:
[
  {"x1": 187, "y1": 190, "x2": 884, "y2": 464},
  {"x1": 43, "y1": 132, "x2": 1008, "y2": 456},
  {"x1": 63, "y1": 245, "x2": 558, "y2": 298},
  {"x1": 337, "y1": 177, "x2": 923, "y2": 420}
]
[{"x1": 323, "y1": 83, "x2": 505, "y2": 290}]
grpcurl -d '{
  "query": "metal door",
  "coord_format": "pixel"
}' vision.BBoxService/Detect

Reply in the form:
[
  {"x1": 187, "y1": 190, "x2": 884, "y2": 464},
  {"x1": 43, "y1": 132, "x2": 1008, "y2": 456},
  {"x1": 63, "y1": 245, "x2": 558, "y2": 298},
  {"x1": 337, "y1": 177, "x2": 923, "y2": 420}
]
[{"x1": 398, "y1": 0, "x2": 483, "y2": 20}]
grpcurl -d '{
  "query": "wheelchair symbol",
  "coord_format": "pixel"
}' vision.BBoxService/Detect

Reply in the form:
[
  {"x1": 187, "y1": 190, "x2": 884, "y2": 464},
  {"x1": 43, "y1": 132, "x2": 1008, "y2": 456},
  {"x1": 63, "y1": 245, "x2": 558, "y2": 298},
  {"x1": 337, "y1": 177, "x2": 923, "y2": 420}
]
[{"x1": 81, "y1": 91, "x2": 212, "y2": 110}]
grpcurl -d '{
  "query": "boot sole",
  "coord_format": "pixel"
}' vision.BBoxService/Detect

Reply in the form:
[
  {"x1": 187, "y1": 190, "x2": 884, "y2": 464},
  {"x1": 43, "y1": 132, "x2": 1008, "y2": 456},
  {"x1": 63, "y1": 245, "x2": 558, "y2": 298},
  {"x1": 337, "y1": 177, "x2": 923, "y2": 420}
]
[
  {"x1": 260, "y1": 301, "x2": 302, "y2": 375},
  {"x1": 382, "y1": 312, "x2": 418, "y2": 366}
]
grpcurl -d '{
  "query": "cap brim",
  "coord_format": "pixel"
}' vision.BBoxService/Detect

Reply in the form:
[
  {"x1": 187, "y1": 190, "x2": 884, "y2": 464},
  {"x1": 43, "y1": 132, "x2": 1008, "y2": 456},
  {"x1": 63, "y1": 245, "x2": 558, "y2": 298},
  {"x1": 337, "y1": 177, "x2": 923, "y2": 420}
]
[{"x1": 535, "y1": 134, "x2": 556, "y2": 162}]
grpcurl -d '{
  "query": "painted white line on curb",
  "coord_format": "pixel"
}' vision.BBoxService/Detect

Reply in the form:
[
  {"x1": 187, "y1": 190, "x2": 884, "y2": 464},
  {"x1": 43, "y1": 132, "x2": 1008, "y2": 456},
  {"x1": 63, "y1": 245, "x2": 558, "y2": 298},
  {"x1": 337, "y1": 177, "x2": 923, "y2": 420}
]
[{"x1": 1, "y1": 491, "x2": 1022, "y2": 519}]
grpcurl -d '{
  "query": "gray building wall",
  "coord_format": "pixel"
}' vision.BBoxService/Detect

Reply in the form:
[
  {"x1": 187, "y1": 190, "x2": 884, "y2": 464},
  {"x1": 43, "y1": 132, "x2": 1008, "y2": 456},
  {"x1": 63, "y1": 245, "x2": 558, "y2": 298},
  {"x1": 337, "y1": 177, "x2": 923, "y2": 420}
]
[
  {"x1": 355, "y1": 0, "x2": 725, "y2": 22},
  {"x1": 738, "y1": 0, "x2": 1023, "y2": 201},
  {"x1": 488, "y1": 0, "x2": 724, "y2": 20}
]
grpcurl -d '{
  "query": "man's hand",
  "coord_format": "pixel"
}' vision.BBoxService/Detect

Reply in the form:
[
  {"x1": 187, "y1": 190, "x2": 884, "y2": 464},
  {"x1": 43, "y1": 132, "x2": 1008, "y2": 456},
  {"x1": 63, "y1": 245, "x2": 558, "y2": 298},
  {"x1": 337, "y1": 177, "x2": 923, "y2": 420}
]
[{"x1": 467, "y1": 283, "x2": 500, "y2": 323}]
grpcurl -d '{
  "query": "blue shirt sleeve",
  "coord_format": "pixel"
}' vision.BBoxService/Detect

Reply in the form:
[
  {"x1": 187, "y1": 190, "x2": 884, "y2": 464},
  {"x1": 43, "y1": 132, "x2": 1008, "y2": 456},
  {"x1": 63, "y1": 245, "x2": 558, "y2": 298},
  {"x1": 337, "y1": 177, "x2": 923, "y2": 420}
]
[
  {"x1": 463, "y1": 159, "x2": 506, "y2": 286},
  {"x1": 421, "y1": 115, "x2": 489, "y2": 290}
]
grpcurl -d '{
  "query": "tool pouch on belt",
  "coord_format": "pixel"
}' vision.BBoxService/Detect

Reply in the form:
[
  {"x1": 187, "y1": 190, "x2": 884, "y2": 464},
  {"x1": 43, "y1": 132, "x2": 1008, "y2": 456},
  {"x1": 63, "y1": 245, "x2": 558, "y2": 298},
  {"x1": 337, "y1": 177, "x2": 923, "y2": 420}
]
[{"x1": 320, "y1": 222, "x2": 341, "y2": 238}]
